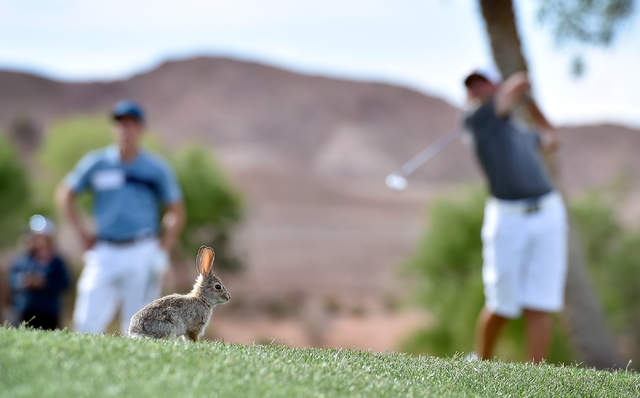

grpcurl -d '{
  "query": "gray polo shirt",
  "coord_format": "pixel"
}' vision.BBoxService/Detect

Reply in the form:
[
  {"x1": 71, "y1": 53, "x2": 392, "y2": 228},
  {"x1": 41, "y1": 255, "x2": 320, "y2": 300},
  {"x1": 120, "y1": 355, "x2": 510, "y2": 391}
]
[
  {"x1": 464, "y1": 98, "x2": 554, "y2": 200},
  {"x1": 66, "y1": 145, "x2": 183, "y2": 240}
]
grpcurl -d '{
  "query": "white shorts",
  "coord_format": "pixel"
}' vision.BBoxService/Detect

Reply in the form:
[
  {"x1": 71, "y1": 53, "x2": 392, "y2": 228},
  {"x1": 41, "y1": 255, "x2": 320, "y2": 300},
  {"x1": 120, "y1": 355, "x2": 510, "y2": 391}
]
[
  {"x1": 481, "y1": 191, "x2": 568, "y2": 318},
  {"x1": 73, "y1": 239, "x2": 164, "y2": 335}
]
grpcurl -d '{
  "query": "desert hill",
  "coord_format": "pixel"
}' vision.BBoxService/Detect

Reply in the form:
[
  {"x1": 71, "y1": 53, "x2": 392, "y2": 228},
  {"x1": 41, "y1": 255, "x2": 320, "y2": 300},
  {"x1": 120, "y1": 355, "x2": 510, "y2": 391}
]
[
  {"x1": 1, "y1": 57, "x2": 639, "y2": 347},
  {"x1": 1, "y1": 57, "x2": 638, "y2": 193}
]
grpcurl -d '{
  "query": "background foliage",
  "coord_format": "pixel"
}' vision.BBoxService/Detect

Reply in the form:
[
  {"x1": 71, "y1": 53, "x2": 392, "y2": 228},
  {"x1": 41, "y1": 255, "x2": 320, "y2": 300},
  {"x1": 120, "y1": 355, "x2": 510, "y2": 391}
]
[
  {"x1": 172, "y1": 146, "x2": 244, "y2": 272},
  {"x1": 39, "y1": 116, "x2": 113, "y2": 178},
  {"x1": 571, "y1": 193, "x2": 640, "y2": 361},
  {"x1": 0, "y1": 134, "x2": 31, "y2": 249}
]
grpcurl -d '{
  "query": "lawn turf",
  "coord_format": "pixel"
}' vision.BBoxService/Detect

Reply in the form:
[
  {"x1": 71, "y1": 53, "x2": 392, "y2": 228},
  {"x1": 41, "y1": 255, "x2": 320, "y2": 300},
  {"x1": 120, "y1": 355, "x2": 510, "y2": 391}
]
[{"x1": 1, "y1": 327, "x2": 638, "y2": 397}]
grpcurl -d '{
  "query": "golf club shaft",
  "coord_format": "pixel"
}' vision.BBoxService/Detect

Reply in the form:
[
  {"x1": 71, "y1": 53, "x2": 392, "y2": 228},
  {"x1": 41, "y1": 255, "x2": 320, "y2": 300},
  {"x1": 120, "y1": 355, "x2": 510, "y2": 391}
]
[{"x1": 396, "y1": 127, "x2": 462, "y2": 176}]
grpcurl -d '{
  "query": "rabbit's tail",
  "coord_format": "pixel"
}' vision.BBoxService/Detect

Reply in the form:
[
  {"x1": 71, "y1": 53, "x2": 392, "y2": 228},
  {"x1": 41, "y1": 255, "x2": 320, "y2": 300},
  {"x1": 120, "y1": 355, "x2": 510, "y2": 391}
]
[{"x1": 128, "y1": 332, "x2": 148, "y2": 339}]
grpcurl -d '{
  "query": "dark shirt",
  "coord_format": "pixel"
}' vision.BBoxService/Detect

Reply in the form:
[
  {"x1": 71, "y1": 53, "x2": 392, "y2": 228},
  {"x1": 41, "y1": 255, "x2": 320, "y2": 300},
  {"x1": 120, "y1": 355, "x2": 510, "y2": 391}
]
[
  {"x1": 464, "y1": 98, "x2": 554, "y2": 200},
  {"x1": 9, "y1": 253, "x2": 70, "y2": 317}
]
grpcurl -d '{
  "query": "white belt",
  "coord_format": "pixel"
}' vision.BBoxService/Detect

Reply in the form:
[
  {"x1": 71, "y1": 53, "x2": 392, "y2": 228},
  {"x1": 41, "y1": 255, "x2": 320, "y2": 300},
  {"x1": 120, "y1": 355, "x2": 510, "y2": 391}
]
[{"x1": 488, "y1": 191, "x2": 561, "y2": 215}]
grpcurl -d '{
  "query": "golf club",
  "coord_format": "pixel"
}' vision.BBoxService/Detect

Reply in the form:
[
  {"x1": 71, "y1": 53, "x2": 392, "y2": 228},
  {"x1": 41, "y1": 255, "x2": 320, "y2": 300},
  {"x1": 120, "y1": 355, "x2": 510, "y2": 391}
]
[{"x1": 385, "y1": 126, "x2": 462, "y2": 191}]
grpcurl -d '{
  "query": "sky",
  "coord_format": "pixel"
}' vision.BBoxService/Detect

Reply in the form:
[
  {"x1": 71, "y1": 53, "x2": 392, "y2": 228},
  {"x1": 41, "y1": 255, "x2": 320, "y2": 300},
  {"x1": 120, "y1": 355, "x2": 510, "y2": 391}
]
[{"x1": 1, "y1": 0, "x2": 639, "y2": 128}]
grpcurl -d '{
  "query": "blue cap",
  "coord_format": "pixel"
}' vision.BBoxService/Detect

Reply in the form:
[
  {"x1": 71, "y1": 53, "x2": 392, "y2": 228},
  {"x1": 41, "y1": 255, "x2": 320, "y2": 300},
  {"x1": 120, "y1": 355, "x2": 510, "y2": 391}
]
[{"x1": 112, "y1": 99, "x2": 145, "y2": 123}]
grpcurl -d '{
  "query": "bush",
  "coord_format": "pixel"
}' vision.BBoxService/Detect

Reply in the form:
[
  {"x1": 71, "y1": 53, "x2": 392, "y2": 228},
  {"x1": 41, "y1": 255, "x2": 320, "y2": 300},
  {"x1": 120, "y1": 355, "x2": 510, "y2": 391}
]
[
  {"x1": 0, "y1": 134, "x2": 31, "y2": 248},
  {"x1": 571, "y1": 194, "x2": 640, "y2": 361},
  {"x1": 171, "y1": 146, "x2": 244, "y2": 272},
  {"x1": 39, "y1": 116, "x2": 113, "y2": 179}
]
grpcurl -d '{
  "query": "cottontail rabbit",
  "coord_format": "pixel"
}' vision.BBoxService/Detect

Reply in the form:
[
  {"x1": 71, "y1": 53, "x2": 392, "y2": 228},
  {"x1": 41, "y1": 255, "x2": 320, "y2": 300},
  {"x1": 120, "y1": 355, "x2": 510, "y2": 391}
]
[{"x1": 128, "y1": 246, "x2": 230, "y2": 341}]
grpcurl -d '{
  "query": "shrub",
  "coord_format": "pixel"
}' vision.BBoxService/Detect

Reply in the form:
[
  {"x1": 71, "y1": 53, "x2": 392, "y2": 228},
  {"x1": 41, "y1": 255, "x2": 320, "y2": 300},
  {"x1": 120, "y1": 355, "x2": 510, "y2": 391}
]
[
  {"x1": 171, "y1": 146, "x2": 244, "y2": 272},
  {"x1": 0, "y1": 134, "x2": 30, "y2": 248},
  {"x1": 571, "y1": 194, "x2": 640, "y2": 361},
  {"x1": 39, "y1": 116, "x2": 113, "y2": 179}
]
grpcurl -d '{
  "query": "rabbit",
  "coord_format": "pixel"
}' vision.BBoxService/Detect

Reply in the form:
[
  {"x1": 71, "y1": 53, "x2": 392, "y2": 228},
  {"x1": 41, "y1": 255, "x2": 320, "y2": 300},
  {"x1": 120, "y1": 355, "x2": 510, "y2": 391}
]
[{"x1": 128, "y1": 246, "x2": 230, "y2": 341}]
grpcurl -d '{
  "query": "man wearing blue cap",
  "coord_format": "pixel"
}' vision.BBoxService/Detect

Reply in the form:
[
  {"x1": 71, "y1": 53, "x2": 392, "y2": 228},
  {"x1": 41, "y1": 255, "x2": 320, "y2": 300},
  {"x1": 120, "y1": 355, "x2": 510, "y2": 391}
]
[{"x1": 56, "y1": 100, "x2": 185, "y2": 335}]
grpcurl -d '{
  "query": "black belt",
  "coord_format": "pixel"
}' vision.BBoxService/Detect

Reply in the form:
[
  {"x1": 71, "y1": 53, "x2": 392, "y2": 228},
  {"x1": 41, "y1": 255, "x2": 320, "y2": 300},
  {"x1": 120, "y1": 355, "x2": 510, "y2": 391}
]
[
  {"x1": 523, "y1": 198, "x2": 541, "y2": 214},
  {"x1": 98, "y1": 233, "x2": 156, "y2": 246}
]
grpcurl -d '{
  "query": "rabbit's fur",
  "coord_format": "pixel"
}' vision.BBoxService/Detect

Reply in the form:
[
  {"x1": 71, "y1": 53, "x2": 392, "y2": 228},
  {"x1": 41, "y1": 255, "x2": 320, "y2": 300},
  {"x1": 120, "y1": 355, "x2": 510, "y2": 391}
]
[{"x1": 128, "y1": 246, "x2": 230, "y2": 342}]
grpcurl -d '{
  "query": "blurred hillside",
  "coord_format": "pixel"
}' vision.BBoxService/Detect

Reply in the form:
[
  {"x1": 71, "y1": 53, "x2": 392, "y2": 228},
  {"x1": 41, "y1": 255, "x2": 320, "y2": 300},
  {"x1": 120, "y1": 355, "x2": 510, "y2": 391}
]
[
  {"x1": 1, "y1": 57, "x2": 639, "y2": 348},
  {"x1": 1, "y1": 57, "x2": 638, "y2": 193}
]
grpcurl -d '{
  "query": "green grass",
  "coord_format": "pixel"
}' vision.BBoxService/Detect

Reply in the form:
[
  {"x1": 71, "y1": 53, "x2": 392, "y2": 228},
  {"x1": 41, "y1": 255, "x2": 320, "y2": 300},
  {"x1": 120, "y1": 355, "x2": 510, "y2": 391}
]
[{"x1": 1, "y1": 327, "x2": 638, "y2": 397}]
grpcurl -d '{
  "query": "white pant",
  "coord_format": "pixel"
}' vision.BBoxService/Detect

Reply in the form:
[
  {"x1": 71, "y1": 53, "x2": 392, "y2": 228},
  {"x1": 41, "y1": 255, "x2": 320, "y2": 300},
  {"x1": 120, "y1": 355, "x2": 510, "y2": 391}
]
[
  {"x1": 73, "y1": 239, "x2": 163, "y2": 335},
  {"x1": 481, "y1": 191, "x2": 568, "y2": 318}
]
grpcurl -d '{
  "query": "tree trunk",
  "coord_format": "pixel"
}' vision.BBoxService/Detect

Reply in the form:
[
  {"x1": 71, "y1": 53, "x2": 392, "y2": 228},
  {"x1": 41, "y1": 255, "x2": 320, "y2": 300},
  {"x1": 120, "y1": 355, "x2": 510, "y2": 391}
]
[{"x1": 478, "y1": 0, "x2": 625, "y2": 369}]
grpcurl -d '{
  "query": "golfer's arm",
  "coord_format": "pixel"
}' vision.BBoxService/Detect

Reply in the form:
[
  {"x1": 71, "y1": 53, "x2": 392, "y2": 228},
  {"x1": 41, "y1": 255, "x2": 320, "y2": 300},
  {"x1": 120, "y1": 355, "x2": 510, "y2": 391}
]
[
  {"x1": 528, "y1": 100, "x2": 559, "y2": 154},
  {"x1": 494, "y1": 71, "x2": 530, "y2": 117},
  {"x1": 528, "y1": 100, "x2": 552, "y2": 130},
  {"x1": 55, "y1": 182, "x2": 94, "y2": 245},
  {"x1": 495, "y1": 72, "x2": 559, "y2": 154},
  {"x1": 159, "y1": 201, "x2": 186, "y2": 252}
]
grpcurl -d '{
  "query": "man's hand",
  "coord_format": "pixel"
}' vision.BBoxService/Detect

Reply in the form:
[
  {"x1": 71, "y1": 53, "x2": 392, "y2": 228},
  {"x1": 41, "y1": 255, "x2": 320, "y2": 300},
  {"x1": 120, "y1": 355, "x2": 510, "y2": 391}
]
[
  {"x1": 81, "y1": 234, "x2": 97, "y2": 251},
  {"x1": 159, "y1": 201, "x2": 186, "y2": 253},
  {"x1": 150, "y1": 249, "x2": 171, "y2": 277}
]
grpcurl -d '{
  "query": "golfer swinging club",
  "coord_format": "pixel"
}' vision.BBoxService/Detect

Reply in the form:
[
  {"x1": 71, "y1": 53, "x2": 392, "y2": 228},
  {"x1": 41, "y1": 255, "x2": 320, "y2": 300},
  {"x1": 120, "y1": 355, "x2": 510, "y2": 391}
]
[{"x1": 463, "y1": 67, "x2": 567, "y2": 363}]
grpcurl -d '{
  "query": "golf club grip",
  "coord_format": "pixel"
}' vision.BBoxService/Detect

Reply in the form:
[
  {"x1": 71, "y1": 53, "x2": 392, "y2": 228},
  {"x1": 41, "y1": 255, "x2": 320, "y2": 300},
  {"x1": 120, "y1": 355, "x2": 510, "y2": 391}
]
[{"x1": 399, "y1": 127, "x2": 461, "y2": 176}]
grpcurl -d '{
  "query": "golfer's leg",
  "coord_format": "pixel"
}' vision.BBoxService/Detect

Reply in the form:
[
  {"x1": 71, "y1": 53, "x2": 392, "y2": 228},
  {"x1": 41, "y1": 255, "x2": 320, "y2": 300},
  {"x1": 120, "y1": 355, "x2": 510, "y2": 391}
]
[
  {"x1": 522, "y1": 194, "x2": 568, "y2": 314},
  {"x1": 521, "y1": 194, "x2": 567, "y2": 363},
  {"x1": 477, "y1": 200, "x2": 526, "y2": 359},
  {"x1": 524, "y1": 309, "x2": 551, "y2": 364},
  {"x1": 475, "y1": 307, "x2": 509, "y2": 360}
]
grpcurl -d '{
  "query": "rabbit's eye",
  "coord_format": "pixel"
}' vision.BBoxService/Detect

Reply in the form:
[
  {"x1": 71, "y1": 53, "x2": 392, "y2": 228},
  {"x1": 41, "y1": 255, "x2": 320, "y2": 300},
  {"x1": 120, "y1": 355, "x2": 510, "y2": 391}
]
[{"x1": 215, "y1": 284, "x2": 222, "y2": 290}]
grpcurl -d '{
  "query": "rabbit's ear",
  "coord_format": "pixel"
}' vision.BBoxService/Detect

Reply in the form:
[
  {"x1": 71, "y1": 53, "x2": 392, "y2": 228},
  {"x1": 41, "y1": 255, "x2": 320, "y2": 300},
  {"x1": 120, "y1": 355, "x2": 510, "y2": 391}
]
[{"x1": 196, "y1": 246, "x2": 215, "y2": 277}]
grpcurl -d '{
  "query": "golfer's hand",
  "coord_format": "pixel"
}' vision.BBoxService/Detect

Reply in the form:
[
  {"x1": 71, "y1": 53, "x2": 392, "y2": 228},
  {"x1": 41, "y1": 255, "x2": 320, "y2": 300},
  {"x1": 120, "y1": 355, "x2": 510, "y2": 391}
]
[{"x1": 541, "y1": 130, "x2": 560, "y2": 154}]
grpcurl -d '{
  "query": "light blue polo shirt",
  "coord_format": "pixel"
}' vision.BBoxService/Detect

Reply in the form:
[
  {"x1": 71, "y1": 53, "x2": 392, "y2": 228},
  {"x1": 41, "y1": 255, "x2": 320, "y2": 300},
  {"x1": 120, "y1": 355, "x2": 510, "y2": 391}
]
[{"x1": 65, "y1": 145, "x2": 183, "y2": 241}]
